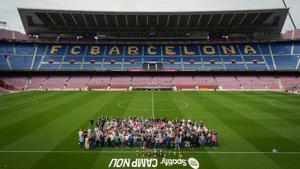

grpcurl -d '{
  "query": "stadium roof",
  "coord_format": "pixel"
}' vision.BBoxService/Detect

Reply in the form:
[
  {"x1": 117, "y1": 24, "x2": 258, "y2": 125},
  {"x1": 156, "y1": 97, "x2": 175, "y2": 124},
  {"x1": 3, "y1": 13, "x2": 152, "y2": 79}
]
[{"x1": 18, "y1": 8, "x2": 289, "y2": 39}]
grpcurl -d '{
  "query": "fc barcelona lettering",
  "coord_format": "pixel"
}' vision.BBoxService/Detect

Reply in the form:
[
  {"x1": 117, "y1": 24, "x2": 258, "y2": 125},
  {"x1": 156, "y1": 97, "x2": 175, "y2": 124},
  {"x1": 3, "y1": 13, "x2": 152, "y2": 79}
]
[{"x1": 49, "y1": 44, "x2": 260, "y2": 56}]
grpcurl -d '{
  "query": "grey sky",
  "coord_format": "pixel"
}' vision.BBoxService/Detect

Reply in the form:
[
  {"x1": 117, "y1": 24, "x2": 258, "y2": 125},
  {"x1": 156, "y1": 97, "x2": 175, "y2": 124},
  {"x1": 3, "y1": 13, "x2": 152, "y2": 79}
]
[{"x1": 0, "y1": 0, "x2": 299, "y2": 33}]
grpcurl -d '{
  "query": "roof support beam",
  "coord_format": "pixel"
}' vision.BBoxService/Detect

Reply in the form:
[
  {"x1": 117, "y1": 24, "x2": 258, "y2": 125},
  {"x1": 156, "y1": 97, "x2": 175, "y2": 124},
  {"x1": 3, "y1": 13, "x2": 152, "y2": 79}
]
[
  {"x1": 60, "y1": 13, "x2": 68, "y2": 26},
  {"x1": 114, "y1": 15, "x2": 119, "y2": 27},
  {"x1": 217, "y1": 14, "x2": 224, "y2": 26},
  {"x1": 136, "y1": 15, "x2": 139, "y2": 26},
  {"x1": 251, "y1": 13, "x2": 261, "y2": 25},
  {"x1": 46, "y1": 13, "x2": 56, "y2": 25},
  {"x1": 207, "y1": 14, "x2": 213, "y2": 26},
  {"x1": 186, "y1": 15, "x2": 191, "y2": 27},
  {"x1": 176, "y1": 15, "x2": 181, "y2": 27},
  {"x1": 82, "y1": 14, "x2": 89, "y2": 26},
  {"x1": 228, "y1": 14, "x2": 235, "y2": 26},
  {"x1": 71, "y1": 14, "x2": 78, "y2": 26},
  {"x1": 103, "y1": 15, "x2": 109, "y2": 26},
  {"x1": 125, "y1": 15, "x2": 129, "y2": 26},
  {"x1": 166, "y1": 15, "x2": 170, "y2": 26},
  {"x1": 146, "y1": 15, "x2": 149, "y2": 26},
  {"x1": 197, "y1": 15, "x2": 202, "y2": 26},
  {"x1": 239, "y1": 14, "x2": 248, "y2": 25},
  {"x1": 93, "y1": 14, "x2": 99, "y2": 27}
]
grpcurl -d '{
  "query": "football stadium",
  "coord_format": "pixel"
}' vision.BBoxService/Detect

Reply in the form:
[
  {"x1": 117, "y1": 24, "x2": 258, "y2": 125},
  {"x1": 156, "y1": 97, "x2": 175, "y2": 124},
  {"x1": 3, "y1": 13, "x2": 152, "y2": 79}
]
[{"x1": 0, "y1": 0, "x2": 300, "y2": 169}]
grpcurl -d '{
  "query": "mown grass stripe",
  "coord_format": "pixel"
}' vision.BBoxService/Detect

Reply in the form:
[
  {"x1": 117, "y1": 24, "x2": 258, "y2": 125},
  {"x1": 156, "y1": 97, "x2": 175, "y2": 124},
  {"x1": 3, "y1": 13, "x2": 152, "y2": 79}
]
[
  {"x1": 197, "y1": 92, "x2": 299, "y2": 169},
  {"x1": 0, "y1": 92, "x2": 94, "y2": 148},
  {"x1": 31, "y1": 92, "x2": 137, "y2": 169}
]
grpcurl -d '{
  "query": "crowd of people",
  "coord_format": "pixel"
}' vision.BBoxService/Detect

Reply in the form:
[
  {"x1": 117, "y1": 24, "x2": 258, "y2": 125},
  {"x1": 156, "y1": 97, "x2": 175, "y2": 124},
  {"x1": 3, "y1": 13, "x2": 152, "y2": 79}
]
[{"x1": 78, "y1": 116, "x2": 218, "y2": 150}]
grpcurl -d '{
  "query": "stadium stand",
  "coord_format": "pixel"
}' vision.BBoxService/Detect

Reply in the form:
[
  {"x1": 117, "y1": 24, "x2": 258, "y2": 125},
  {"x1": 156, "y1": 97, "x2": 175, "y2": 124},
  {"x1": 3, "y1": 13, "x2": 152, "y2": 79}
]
[
  {"x1": 0, "y1": 42, "x2": 300, "y2": 71},
  {"x1": 0, "y1": 8, "x2": 299, "y2": 93},
  {"x1": 27, "y1": 76, "x2": 47, "y2": 89},
  {"x1": 65, "y1": 76, "x2": 90, "y2": 89},
  {"x1": 42, "y1": 76, "x2": 68, "y2": 89},
  {"x1": 1, "y1": 75, "x2": 299, "y2": 91},
  {"x1": 173, "y1": 76, "x2": 195, "y2": 89},
  {"x1": 237, "y1": 76, "x2": 265, "y2": 90},
  {"x1": 215, "y1": 76, "x2": 241, "y2": 90},
  {"x1": 259, "y1": 76, "x2": 281, "y2": 90}
]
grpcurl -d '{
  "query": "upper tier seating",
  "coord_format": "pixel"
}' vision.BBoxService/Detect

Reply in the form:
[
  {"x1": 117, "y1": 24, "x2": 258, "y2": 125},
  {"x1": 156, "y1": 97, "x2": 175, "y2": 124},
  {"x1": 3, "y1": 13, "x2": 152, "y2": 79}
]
[{"x1": 0, "y1": 42, "x2": 299, "y2": 71}]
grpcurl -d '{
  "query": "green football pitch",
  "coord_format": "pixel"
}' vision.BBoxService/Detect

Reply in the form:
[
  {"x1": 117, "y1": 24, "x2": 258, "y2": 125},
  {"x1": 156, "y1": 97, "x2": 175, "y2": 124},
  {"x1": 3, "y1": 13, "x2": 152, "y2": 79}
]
[{"x1": 0, "y1": 91, "x2": 299, "y2": 169}]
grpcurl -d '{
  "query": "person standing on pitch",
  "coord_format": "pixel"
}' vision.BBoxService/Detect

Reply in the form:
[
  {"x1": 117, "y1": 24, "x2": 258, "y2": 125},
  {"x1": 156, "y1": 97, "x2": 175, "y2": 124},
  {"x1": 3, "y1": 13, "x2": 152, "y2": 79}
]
[
  {"x1": 175, "y1": 134, "x2": 181, "y2": 150},
  {"x1": 90, "y1": 118, "x2": 94, "y2": 129},
  {"x1": 78, "y1": 129, "x2": 84, "y2": 150}
]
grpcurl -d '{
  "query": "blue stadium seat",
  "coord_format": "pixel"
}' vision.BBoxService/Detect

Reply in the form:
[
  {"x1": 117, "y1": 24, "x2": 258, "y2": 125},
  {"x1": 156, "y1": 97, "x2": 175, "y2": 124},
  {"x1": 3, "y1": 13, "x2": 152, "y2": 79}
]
[
  {"x1": 222, "y1": 56, "x2": 243, "y2": 62},
  {"x1": 258, "y1": 44, "x2": 271, "y2": 55},
  {"x1": 104, "y1": 57, "x2": 123, "y2": 62},
  {"x1": 15, "y1": 43, "x2": 35, "y2": 55},
  {"x1": 82, "y1": 64, "x2": 102, "y2": 70},
  {"x1": 143, "y1": 57, "x2": 162, "y2": 62},
  {"x1": 182, "y1": 57, "x2": 201, "y2": 63},
  {"x1": 0, "y1": 42, "x2": 299, "y2": 71},
  {"x1": 0, "y1": 43, "x2": 14, "y2": 55},
  {"x1": 60, "y1": 64, "x2": 81, "y2": 70},
  {"x1": 294, "y1": 42, "x2": 300, "y2": 55},
  {"x1": 103, "y1": 64, "x2": 123, "y2": 70},
  {"x1": 204, "y1": 64, "x2": 224, "y2": 70},
  {"x1": 143, "y1": 45, "x2": 162, "y2": 56},
  {"x1": 243, "y1": 56, "x2": 264, "y2": 62},
  {"x1": 238, "y1": 44, "x2": 261, "y2": 55},
  {"x1": 63, "y1": 56, "x2": 84, "y2": 62},
  {"x1": 123, "y1": 46, "x2": 143, "y2": 56},
  {"x1": 36, "y1": 44, "x2": 48, "y2": 56},
  {"x1": 164, "y1": 64, "x2": 182, "y2": 70},
  {"x1": 273, "y1": 55, "x2": 298, "y2": 70},
  {"x1": 0, "y1": 56, "x2": 10, "y2": 69},
  {"x1": 162, "y1": 45, "x2": 181, "y2": 56},
  {"x1": 86, "y1": 45, "x2": 106, "y2": 56},
  {"x1": 40, "y1": 64, "x2": 61, "y2": 70},
  {"x1": 32, "y1": 56, "x2": 43, "y2": 70},
  {"x1": 203, "y1": 56, "x2": 222, "y2": 63},
  {"x1": 46, "y1": 45, "x2": 68, "y2": 55},
  {"x1": 123, "y1": 63, "x2": 142, "y2": 70},
  {"x1": 270, "y1": 43, "x2": 292, "y2": 55},
  {"x1": 124, "y1": 57, "x2": 142, "y2": 62},
  {"x1": 246, "y1": 64, "x2": 268, "y2": 70},
  {"x1": 163, "y1": 57, "x2": 181, "y2": 62},
  {"x1": 9, "y1": 55, "x2": 33, "y2": 69},
  {"x1": 183, "y1": 64, "x2": 202, "y2": 70},
  {"x1": 42, "y1": 56, "x2": 64, "y2": 62},
  {"x1": 225, "y1": 64, "x2": 246, "y2": 70},
  {"x1": 66, "y1": 45, "x2": 88, "y2": 56}
]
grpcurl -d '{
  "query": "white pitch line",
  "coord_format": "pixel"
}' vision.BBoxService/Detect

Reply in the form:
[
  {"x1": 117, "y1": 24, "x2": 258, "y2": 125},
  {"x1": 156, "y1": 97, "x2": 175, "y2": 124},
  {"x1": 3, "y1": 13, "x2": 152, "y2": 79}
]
[
  {"x1": 151, "y1": 91, "x2": 155, "y2": 119},
  {"x1": 0, "y1": 150, "x2": 299, "y2": 154}
]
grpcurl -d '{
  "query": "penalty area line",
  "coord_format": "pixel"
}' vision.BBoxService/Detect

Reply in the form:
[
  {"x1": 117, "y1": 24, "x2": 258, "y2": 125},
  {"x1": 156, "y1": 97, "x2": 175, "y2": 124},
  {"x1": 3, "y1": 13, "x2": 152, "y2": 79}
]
[{"x1": 0, "y1": 150, "x2": 299, "y2": 154}]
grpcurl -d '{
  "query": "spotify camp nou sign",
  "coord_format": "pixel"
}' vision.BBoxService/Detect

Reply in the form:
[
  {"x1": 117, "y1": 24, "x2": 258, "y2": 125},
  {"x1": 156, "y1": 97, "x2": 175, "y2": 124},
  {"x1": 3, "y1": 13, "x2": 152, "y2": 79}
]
[{"x1": 108, "y1": 157, "x2": 200, "y2": 168}]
